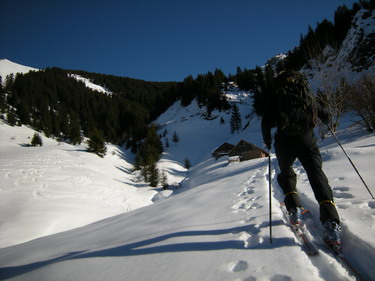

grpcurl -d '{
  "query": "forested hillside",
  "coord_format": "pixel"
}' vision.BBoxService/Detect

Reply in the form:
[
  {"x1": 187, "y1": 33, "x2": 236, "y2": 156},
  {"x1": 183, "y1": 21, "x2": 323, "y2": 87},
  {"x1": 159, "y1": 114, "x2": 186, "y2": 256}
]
[
  {"x1": 234, "y1": 1, "x2": 374, "y2": 133},
  {"x1": 0, "y1": 67, "x2": 229, "y2": 150},
  {"x1": 1, "y1": 68, "x2": 177, "y2": 145}
]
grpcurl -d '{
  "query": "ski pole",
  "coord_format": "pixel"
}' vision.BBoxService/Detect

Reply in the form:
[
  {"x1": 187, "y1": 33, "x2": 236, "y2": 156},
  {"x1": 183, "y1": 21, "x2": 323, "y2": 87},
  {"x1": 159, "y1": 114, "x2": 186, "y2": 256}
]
[
  {"x1": 328, "y1": 125, "x2": 374, "y2": 199},
  {"x1": 268, "y1": 149, "x2": 273, "y2": 244}
]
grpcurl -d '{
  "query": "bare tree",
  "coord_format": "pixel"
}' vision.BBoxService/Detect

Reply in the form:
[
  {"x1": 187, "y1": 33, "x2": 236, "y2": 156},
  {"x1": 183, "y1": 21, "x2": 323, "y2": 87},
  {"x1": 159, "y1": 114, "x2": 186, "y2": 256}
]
[
  {"x1": 317, "y1": 78, "x2": 351, "y2": 132},
  {"x1": 347, "y1": 75, "x2": 375, "y2": 132}
]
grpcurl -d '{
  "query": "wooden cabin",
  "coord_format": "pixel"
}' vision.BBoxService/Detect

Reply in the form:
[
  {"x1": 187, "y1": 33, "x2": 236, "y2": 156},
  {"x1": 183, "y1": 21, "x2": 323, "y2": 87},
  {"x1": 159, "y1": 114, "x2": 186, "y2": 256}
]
[
  {"x1": 212, "y1": 142, "x2": 235, "y2": 159},
  {"x1": 228, "y1": 140, "x2": 268, "y2": 162}
]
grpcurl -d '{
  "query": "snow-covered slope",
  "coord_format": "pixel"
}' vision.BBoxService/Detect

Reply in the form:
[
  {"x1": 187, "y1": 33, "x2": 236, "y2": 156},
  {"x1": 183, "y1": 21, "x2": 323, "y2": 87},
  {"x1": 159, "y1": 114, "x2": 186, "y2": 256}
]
[
  {"x1": 0, "y1": 59, "x2": 39, "y2": 83},
  {"x1": 68, "y1": 74, "x2": 113, "y2": 95},
  {"x1": 1, "y1": 7, "x2": 375, "y2": 281},
  {"x1": 155, "y1": 94, "x2": 258, "y2": 167},
  {"x1": 1, "y1": 86, "x2": 375, "y2": 280},
  {"x1": 0, "y1": 121, "x2": 157, "y2": 248},
  {"x1": 0, "y1": 91, "x2": 255, "y2": 248},
  {"x1": 0, "y1": 59, "x2": 112, "y2": 94},
  {"x1": 304, "y1": 9, "x2": 375, "y2": 92}
]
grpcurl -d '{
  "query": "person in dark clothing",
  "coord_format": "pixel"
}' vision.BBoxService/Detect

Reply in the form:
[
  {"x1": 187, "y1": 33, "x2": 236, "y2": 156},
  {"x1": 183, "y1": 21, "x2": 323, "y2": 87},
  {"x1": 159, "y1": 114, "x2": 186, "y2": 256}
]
[{"x1": 261, "y1": 70, "x2": 341, "y2": 248}]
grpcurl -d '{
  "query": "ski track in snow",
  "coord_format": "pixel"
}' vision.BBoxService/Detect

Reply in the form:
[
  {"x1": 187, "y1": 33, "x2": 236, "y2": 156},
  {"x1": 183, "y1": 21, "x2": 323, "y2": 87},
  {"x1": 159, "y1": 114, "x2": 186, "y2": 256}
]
[
  {"x1": 278, "y1": 160, "x2": 375, "y2": 280},
  {"x1": 225, "y1": 163, "x2": 357, "y2": 281}
]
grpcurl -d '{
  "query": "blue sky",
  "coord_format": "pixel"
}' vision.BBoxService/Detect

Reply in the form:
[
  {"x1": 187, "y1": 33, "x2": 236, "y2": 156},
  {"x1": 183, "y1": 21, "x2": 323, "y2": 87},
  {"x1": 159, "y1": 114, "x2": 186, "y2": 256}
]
[{"x1": 0, "y1": 0, "x2": 359, "y2": 82}]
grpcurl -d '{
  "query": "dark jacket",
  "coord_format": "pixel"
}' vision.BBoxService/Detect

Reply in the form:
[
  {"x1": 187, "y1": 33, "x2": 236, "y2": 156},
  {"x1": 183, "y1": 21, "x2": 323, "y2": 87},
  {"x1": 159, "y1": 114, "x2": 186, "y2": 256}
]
[{"x1": 261, "y1": 96, "x2": 329, "y2": 148}]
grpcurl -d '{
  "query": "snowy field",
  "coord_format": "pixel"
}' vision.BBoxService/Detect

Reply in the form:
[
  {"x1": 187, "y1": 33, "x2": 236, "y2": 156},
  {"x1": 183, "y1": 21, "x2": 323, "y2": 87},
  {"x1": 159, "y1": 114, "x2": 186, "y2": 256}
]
[
  {"x1": 1, "y1": 96, "x2": 375, "y2": 280},
  {"x1": 0, "y1": 120, "x2": 158, "y2": 248}
]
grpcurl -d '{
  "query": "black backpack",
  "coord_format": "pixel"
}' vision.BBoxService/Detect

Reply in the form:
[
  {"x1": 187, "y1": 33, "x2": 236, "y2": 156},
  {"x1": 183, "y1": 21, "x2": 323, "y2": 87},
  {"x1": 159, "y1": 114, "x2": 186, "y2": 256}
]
[{"x1": 275, "y1": 71, "x2": 317, "y2": 136}]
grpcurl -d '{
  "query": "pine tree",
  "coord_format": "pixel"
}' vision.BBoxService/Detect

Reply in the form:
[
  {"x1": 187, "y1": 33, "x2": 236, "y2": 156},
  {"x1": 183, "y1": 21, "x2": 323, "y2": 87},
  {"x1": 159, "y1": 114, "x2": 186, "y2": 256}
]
[
  {"x1": 148, "y1": 163, "x2": 159, "y2": 187},
  {"x1": 51, "y1": 111, "x2": 61, "y2": 138},
  {"x1": 87, "y1": 128, "x2": 107, "y2": 157},
  {"x1": 172, "y1": 131, "x2": 180, "y2": 145},
  {"x1": 0, "y1": 83, "x2": 6, "y2": 113},
  {"x1": 16, "y1": 102, "x2": 30, "y2": 125},
  {"x1": 69, "y1": 112, "x2": 82, "y2": 145},
  {"x1": 136, "y1": 124, "x2": 163, "y2": 167},
  {"x1": 160, "y1": 169, "x2": 169, "y2": 190},
  {"x1": 7, "y1": 110, "x2": 17, "y2": 126},
  {"x1": 165, "y1": 138, "x2": 170, "y2": 150},
  {"x1": 56, "y1": 106, "x2": 68, "y2": 138},
  {"x1": 140, "y1": 165, "x2": 149, "y2": 182},
  {"x1": 184, "y1": 157, "x2": 192, "y2": 170},
  {"x1": 236, "y1": 66, "x2": 243, "y2": 75},
  {"x1": 31, "y1": 133, "x2": 43, "y2": 147},
  {"x1": 230, "y1": 104, "x2": 242, "y2": 134},
  {"x1": 4, "y1": 74, "x2": 14, "y2": 92}
]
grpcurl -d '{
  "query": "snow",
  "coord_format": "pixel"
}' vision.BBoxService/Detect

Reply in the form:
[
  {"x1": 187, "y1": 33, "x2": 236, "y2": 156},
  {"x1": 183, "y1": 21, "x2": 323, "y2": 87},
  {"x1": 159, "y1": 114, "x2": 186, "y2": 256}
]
[
  {"x1": 1, "y1": 92, "x2": 375, "y2": 280},
  {"x1": 0, "y1": 59, "x2": 112, "y2": 95},
  {"x1": 68, "y1": 74, "x2": 113, "y2": 95},
  {"x1": 304, "y1": 9, "x2": 375, "y2": 92},
  {"x1": 0, "y1": 59, "x2": 39, "y2": 83},
  {"x1": 0, "y1": 122, "x2": 157, "y2": 248},
  {"x1": 1, "y1": 9, "x2": 375, "y2": 280}
]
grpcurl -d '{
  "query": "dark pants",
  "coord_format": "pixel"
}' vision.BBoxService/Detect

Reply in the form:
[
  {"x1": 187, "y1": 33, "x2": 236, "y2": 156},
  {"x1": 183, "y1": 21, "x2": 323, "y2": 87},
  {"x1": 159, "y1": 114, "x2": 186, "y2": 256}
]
[{"x1": 274, "y1": 130, "x2": 340, "y2": 224}]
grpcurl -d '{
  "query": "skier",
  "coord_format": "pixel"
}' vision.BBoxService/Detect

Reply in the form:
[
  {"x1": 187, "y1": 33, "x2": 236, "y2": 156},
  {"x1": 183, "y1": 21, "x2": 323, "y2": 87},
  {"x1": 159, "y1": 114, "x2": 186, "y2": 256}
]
[{"x1": 261, "y1": 69, "x2": 341, "y2": 248}]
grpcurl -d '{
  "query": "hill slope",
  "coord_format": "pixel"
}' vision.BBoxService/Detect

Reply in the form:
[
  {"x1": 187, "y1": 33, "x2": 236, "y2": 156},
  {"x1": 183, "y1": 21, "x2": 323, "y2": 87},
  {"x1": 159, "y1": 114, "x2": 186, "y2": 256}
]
[
  {"x1": 0, "y1": 121, "x2": 157, "y2": 248},
  {"x1": 1, "y1": 92, "x2": 375, "y2": 280},
  {"x1": 1, "y1": 6, "x2": 375, "y2": 280},
  {"x1": 0, "y1": 59, "x2": 38, "y2": 83}
]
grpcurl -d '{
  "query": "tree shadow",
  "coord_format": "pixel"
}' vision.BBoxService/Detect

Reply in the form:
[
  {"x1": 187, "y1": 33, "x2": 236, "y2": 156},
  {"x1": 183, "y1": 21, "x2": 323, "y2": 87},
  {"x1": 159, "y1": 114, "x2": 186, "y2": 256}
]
[
  {"x1": 0, "y1": 221, "x2": 293, "y2": 279},
  {"x1": 0, "y1": 251, "x2": 85, "y2": 280},
  {"x1": 19, "y1": 143, "x2": 31, "y2": 147}
]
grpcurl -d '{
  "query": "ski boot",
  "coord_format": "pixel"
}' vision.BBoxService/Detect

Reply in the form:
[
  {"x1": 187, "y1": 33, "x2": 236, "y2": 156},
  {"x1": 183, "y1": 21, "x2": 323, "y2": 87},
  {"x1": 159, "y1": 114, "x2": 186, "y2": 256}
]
[
  {"x1": 323, "y1": 219, "x2": 342, "y2": 252},
  {"x1": 288, "y1": 207, "x2": 302, "y2": 225}
]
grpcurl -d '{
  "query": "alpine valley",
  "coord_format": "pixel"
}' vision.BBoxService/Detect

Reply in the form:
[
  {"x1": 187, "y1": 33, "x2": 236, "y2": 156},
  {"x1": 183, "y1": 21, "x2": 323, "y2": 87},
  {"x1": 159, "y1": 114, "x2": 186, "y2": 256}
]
[{"x1": 0, "y1": 4, "x2": 374, "y2": 281}]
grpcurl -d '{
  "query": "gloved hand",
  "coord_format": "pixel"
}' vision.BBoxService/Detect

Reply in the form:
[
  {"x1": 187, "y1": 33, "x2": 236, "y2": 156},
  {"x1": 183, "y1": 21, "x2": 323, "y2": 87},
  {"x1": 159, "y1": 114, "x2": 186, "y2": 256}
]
[
  {"x1": 320, "y1": 112, "x2": 330, "y2": 125},
  {"x1": 264, "y1": 138, "x2": 272, "y2": 150},
  {"x1": 317, "y1": 104, "x2": 330, "y2": 125}
]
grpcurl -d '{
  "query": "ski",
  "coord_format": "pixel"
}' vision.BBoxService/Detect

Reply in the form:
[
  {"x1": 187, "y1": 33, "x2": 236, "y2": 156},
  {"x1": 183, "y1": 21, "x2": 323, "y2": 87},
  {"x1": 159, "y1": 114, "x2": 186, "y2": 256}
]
[
  {"x1": 316, "y1": 233, "x2": 366, "y2": 281},
  {"x1": 280, "y1": 202, "x2": 319, "y2": 256},
  {"x1": 302, "y1": 211, "x2": 366, "y2": 281},
  {"x1": 281, "y1": 203, "x2": 366, "y2": 279},
  {"x1": 330, "y1": 247, "x2": 366, "y2": 281}
]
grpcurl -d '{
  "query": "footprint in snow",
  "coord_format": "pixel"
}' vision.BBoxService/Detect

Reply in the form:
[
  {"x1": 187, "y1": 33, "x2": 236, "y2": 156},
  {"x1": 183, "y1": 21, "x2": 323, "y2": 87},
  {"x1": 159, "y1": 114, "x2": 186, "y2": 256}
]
[
  {"x1": 334, "y1": 186, "x2": 350, "y2": 192},
  {"x1": 232, "y1": 199, "x2": 262, "y2": 213},
  {"x1": 228, "y1": 260, "x2": 248, "y2": 272},
  {"x1": 232, "y1": 277, "x2": 257, "y2": 281},
  {"x1": 359, "y1": 201, "x2": 375, "y2": 210},
  {"x1": 336, "y1": 203, "x2": 350, "y2": 209},
  {"x1": 249, "y1": 203, "x2": 261, "y2": 210},
  {"x1": 243, "y1": 277, "x2": 257, "y2": 281},
  {"x1": 238, "y1": 231, "x2": 263, "y2": 248},
  {"x1": 240, "y1": 217, "x2": 255, "y2": 224},
  {"x1": 237, "y1": 184, "x2": 255, "y2": 196},
  {"x1": 333, "y1": 186, "x2": 354, "y2": 199},
  {"x1": 270, "y1": 274, "x2": 293, "y2": 281},
  {"x1": 245, "y1": 189, "x2": 256, "y2": 195}
]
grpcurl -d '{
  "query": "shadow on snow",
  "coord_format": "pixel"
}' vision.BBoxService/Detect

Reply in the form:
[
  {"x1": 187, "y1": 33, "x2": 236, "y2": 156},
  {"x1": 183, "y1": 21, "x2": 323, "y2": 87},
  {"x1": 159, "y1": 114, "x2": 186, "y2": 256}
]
[{"x1": 0, "y1": 221, "x2": 293, "y2": 279}]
